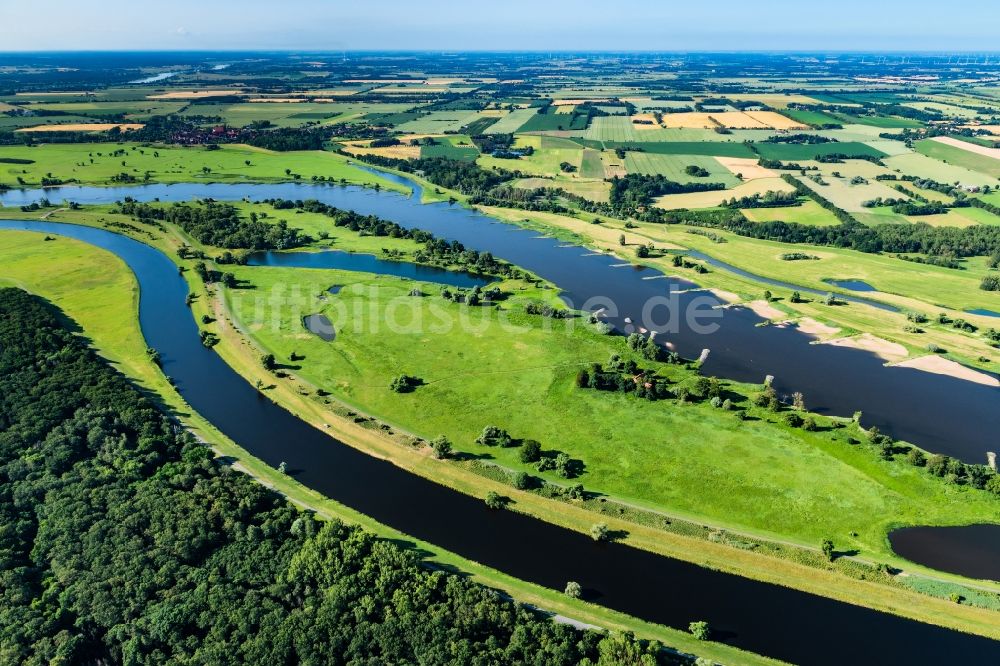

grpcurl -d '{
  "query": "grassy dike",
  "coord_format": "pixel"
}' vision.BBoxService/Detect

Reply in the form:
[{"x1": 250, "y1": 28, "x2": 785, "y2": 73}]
[{"x1": 0, "y1": 230, "x2": 783, "y2": 666}]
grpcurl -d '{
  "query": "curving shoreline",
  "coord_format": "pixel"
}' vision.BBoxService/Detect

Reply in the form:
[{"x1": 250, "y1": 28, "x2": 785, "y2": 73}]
[{"x1": 2, "y1": 216, "x2": 999, "y2": 663}]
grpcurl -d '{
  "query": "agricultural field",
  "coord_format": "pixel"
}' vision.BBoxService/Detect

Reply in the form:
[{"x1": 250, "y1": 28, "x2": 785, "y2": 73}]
[
  {"x1": 915, "y1": 137, "x2": 1000, "y2": 179},
  {"x1": 623, "y1": 152, "x2": 741, "y2": 186},
  {"x1": 800, "y1": 173, "x2": 907, "y2": 213},
  {"x1": 742, "y1": 199, "x2": 843, "y2": 226},
  {"x1": 654, "y1": 177, "x2": 794, "y2": 209},
  {"x1": 0, "y1": 143, "x2": 403, "y2": 190},
  {"x1": 753, "y1": 142, "x2": 887, "y2": 161},
  {"x1": 884, "y1": 152, "x2": 1000, "y2": 188}
]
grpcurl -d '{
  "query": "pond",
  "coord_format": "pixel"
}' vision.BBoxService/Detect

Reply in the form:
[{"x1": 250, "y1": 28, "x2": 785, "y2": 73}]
[
  {"x1": 823, "y1": 278, "x2": 878, "y2": 292},
  {"x1": 966, "y1": 308, "x2": 1000, "y2": 319},
  {"x1": 302, "y1": 313, "x2": 336, "y2": 341}
]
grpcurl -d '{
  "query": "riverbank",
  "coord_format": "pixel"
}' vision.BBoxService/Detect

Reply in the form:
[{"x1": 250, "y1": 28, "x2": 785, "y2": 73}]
[
  {"x1": 0, "y1": 227, "x2": 781, "y2": 666},
  {"x1": 1, "y1": 197, "x2": 1000, "y2": 640}
]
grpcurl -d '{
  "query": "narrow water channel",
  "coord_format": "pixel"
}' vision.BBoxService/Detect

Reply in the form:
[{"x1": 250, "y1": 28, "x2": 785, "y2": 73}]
[{"x1": 1, "y1": 218, "x2": 998, "y2": 665}]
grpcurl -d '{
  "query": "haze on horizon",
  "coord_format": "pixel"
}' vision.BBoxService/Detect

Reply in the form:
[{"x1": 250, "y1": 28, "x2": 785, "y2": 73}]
[{"x1": 3, "y1": 0, "x2": 1000, "y2": 53}]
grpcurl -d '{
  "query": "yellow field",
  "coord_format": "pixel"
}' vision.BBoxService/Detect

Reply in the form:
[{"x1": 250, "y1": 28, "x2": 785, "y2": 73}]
[
  {"x1": 661, "y1": 112, "x2": 726, "y2": 129},
  {"x1": 961, "y1": 124, "x2": 1000, "y2": 135},
  {"x1": 655, "y1": 177, "x2": 794, "y2": 209},
  {"x1": 716, "y1": 156, "x2": 778, "y2": 180},
  {"x1": 341, "y1": 141, "x2": 421, "y2": 160},
  {"x1": 631, "y1": 112, "x2": 661, "y2": 128},
  {"x1": 744, "y1": 110, "x2": 806, "y2": 130},
  {"x1": 246, "y1": 97, "x2": 311, "y2": 103},
  {"x1": 658, "y1": 110, "x2": 805, "y2": 130},
  {"x1": 148, "y1": 89, "x2": 243, "y2": 99},
  {"x1": 15, "y1": 123, "x2": 144, "y2": 133}
]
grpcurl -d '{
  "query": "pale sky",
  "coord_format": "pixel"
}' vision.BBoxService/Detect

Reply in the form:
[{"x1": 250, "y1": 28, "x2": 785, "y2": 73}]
[{"x1": 2, "y1": 0, "x2": 999, "y2": 52}]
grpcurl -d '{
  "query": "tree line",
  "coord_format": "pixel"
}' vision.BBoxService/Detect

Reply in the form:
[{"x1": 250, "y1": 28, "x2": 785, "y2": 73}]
[{"x1": 115, "y1": 199, "x2": 308, "y2": 250}]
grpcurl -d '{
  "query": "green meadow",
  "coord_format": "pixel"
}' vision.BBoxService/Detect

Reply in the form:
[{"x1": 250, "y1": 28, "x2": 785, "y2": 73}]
[
  {"x1": 221, "y1": 259, "x2": 1000, "y2": 563},
  {"x1": 0, "y1": 142, "x2": 404, "y2": 191}
]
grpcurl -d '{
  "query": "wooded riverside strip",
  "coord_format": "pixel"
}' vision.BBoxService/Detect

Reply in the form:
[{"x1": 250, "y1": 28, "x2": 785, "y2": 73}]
[{"x1": 0, "y1": 289, "x2": 663, "y2": 665}]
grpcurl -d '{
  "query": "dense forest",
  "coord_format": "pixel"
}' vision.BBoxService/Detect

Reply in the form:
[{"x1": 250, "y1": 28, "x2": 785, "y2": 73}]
[{"x1": 0, "y1": 288, "x2": 673, "y2": 665}]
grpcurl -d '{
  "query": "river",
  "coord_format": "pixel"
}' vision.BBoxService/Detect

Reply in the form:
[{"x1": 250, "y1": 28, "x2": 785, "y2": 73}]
[
  {"x1": 1, "y1": 217, "x2": 998, "y2": 664},
  {"x1": 2, "y1": 176, "x2": 997, "y2": 465}
]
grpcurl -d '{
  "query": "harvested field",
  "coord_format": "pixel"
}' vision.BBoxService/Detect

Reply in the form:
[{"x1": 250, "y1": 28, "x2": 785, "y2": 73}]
[
  {"x1": 659, "y1": 111, "x2": 804, "y2": 130},
  {"x1": 602, "y1": 150, "x2": 627, "y2": 178},
  {"x1": 961, "y1": 124, "x2": 1000, "y2": 135},
  {"x1": 341, "y1": 141, "x2": 421, "y2": 160},
  {"x1": 15, "y1": 123, "x2": 144, "y2": 133},
  {"x1": 661, "y1": 112, "x2": 729, "y2": 129},
  {"x1": 743, "y1": 110, "x2": 806, "y2": 130},
  {"x1": 715, "y1": 156, "x2": 777, "y2": 180},
  {"x1": 624, "y1": 153, "x2": 740, "y2": 186}
]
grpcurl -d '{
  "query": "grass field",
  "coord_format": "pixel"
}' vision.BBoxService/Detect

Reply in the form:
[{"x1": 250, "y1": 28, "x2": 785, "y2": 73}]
[
  {"x1": 518, "y1": 106, "x2": 589, "y2": 132},
  {"x1": 623, "y1": 153, "x2": 741, "y2": 186},
  {"x1": 580, "y1": 148, "x2": 605, "y2": 178},
  {"x1": 830, "y1": 113, "x2": 924, "y2": 129},
  {"x1": 782, "y1": 108, "x2": 844, "y2": 127},
  {"x1": 742, "y1": 199, "x2": 843, "y2": 226},
  {"x1": 799, "y1": 174, "x2": 911, "y2": 212},
  {"x1": 224, "y1": 260, "x2": 1000, "y2": 567},
  {"x1": 482, "y1": 108, "x2": 537, "y2": 134},
  {"x1": 419, "y1": 135, "x2": 479, "y2": 161},
  {"x1": 884, "y1": 152, "x2": 1000, "y2": 188},
  {"x1": 477, "y1": 136, "x2": 584, "y2": 176},
  {"x1": 752, "y1": 142, "x2": 887, "y2": 161},
  {"x1": 915, "y1": 138, "x2": 1000, "y2": 179},
  {"x1": 654, "y1": 178, "x2": 794, "y2": 210},
  {"x1": 396, "y1": 110, "x2": 490, "y2": 134},
  {"x1": 0, "y1": 142, "x2": 405, "y2": 191},
  {"x1": 513, "y1": 177, "x2": 610, "y2": 202}
]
